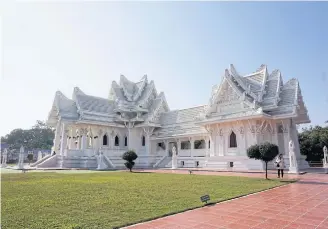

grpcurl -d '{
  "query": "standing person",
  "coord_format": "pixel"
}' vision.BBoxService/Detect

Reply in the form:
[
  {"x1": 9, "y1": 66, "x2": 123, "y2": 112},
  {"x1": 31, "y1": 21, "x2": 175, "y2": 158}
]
[{"x1": 275, "y1": 154, "x2": 285, "y2": 178}]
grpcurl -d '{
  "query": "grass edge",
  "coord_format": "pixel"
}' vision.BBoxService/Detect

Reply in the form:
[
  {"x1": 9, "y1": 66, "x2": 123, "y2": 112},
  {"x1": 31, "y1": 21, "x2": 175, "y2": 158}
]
[{"x1": 116, "y1": 179, "x2": 297, "y2": 229}]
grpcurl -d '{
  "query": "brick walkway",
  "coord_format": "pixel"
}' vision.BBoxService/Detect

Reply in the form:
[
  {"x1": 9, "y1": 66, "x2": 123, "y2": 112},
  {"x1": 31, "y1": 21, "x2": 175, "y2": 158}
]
[{"x1": 124, "y1": 171, "x2": 328, "y2": 229}]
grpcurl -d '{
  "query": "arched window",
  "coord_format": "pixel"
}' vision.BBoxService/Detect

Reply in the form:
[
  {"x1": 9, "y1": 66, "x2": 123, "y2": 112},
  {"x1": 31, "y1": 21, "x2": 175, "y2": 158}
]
[
  {"x1": 142, "y1": 135, "x2": 146, "y2": 146},
  {"x1": 208, "y1": 140, "x2": 210, "y2": 149},
  {"x1": 103, "y1": 134, "x2": 108, "y2": 146},
  {"x1": 114, "y1": 135, "x2": 119, "y2": 146},
  {"x1": 229, "y1": 131, "x2": 237, "y2": 148},
  {"x1": 124, "y1": 136, "x2": 128, "y2": 147}
]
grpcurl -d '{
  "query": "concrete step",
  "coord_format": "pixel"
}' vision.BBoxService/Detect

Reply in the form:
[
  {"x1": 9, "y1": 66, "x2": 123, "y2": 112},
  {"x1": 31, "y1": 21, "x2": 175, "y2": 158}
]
[
  {"x1": 205, "y1": 161, "x2": 230, "y2": 169},
  {"x1": 56, "y1": 156, "x2": 97, "y2": 169}
]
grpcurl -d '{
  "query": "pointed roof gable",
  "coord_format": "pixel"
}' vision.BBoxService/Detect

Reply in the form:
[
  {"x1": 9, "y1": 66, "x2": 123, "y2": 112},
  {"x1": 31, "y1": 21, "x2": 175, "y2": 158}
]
[
  {"x1": 47, "y1": 91, "x2": 78, "y2": 126},
  {"x1": 118, "y1": 75, "x2": 149, "y2": 102},
  {"x1": 73, "y1": 87, "x2": 114, "y2": 115},
  {"x1": 244, "y1": 64, "x2": 267, "y2": 84},
  {"x1": 197, "y1": 64, "x2": 310, "y2": 125}
]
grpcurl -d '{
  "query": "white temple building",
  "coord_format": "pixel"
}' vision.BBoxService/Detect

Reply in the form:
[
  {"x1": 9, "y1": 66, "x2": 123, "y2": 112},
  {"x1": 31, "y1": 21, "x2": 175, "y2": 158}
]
[{"x1": 33, "y1": 64, "x2": 310, "y2": 170}]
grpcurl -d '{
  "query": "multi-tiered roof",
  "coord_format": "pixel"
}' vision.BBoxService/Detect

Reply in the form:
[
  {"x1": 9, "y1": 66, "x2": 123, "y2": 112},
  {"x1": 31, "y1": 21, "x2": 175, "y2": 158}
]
[
  {"x1": 196, "y1": 64, "x2": 310, "y2": 125},
  {"x1": 47, "y1": 75, "x2": 169, "y2": 127},
  {"x1": 47, "y1": 65, "x2": 310, "y2": 138}
]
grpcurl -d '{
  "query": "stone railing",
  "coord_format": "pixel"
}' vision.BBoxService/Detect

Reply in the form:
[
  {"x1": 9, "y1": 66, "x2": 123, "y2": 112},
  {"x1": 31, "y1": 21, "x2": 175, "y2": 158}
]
[
  {"x1": 66, "y1": 149, "x2": 94, "y2": 157},
  {"x1": 153, "y1": 150, "x2": 166, "y2": 157},
  {"x1": 179, "y1": 149, "x2": 206, "y2": 157},
  {"x1": 101, "y1": 149, "x2": 126, "y2": 157}
]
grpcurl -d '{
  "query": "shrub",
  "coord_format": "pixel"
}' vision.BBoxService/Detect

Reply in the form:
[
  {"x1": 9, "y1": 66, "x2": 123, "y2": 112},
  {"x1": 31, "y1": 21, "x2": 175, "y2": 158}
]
[
  {"x1": 27, "y1": 153, "x2": 34, "y2": 165},
  {"x1": 247, "y1": 142, "x2": 279, "y2": 179},
  {"x1": 122, "y1": 150, "x2": 138, "y2": 172}
]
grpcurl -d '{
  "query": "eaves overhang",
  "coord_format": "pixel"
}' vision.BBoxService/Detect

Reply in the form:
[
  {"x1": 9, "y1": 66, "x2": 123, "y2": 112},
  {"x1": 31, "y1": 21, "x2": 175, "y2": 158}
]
[
  {"x1": 195, "y1": 113, "x2": 271, "y2": 126},
  {"x1": 150, "y1": 131, "x2": 207, "y2": 140}
]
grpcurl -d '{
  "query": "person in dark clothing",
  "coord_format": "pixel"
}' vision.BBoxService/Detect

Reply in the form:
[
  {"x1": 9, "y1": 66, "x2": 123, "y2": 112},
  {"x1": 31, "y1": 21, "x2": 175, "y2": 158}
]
[{"x1": 275, "y1": 154, "x2": 285, "y2": 178}]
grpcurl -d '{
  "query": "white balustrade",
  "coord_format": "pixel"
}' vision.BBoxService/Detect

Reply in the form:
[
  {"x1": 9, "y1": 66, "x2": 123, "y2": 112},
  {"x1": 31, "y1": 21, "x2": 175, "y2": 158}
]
[{"x1": 191, "y1": 149, "x2": 206, "y2": 157}]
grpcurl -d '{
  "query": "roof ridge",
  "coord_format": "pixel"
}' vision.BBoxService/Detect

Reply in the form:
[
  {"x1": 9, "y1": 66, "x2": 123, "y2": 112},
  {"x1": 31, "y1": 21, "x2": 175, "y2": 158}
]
[
  {"x1": 73, "y1": 87, "x2": 85, "y2": 95},
  {"x1": 161, "y1": 105, "x2": 206, "y2": 114},
  {"x1": 55, "y1": 90, "x2": 70, "y2": 101},
  {"x1": 73, "y1": 88, "x2": 111, "y2": 102},
  {"x1": 243, "y1": 65, "x2": 267, "y2": 78}
]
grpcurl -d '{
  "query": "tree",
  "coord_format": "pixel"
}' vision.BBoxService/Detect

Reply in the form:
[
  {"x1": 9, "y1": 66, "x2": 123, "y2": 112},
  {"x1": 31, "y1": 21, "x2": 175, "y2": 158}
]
[
  {"x1": 299, "y1": 125, "x2": 328, "y2": 162},
  {"x1": 1, "y1": 120, "x2": 55, "y2": 151},
  {"x1": 122, "y1": 150, "x2": 138, "y2": 172},
  {"x1": 247, "y1": 142, "x2": 279, "y2": 179},
  {"x1": 27, "y1": 153, "x2": 34, "y2": 165}
]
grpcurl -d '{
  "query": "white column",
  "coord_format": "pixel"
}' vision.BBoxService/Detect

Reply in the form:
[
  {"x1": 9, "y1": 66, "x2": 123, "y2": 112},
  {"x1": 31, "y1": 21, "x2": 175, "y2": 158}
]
[
  {"x1": 204, "y1": 136, "x2": 210, "y2": 158},
  {"x1": 53, "y1": 121, "x2": 62, "y2": 153},
  {"x1": 189, "y1": 137, "x2": 194, "y2": 157},
  {"x1": 172, "y1": 143, "x2": 178, "y2": 169},
  {"x1": 142, "y1": 127, "x2": 154, "y2": 156},
  {"x1": 283, "y1": 131, "x2": 289, "y2": 156},
  {"x1": 290, "y1": 122, "x2": 301, "y2": 158},
  {"x1": 272, "y1": 122, "x2": 279, "y2": 146},
  {"x1": 177, "y1": 139, "x2": 181, "y2": 156},
  {"x1": 242, "y1": 122, "x2": 249, "y2": 155},
  {"x1": 60, "y1": 123, "x2": 67, "y2": 156},
  {"x1": 66, "y1": 129, "x2": 70, "y2": 150},
  {"x1": 238, "y1": 132, "x2": 245, "y2": 156},
  {"x1": 218, "y1": 135, "x2": 224, "y2": 156},
  {"x1": 87, "y1": 129, "x2": 93, "y2": 149},
  {"x1": 127, "y1": 128, "x2": 131, "y2": 149},
  {"x1": 110, "y1": 134, "x2": 115, "y2": 149},
  {"x1": 146, "y1": 135, "x2": 151, "y2": 155},
  {"x1": 165, "y1": 140, "x2": 170, "y2": 156},
  {"x1": 75, "y1": 129, "x2": 81, "y2": 150},
  {"x1": 69, "y1": 127, "x2": 75, "y2": 149},
  {"x1": 209, "y1": 134, "x2": 215, "y2": 157},
  {"x1": 97, "y1": 129, "x2": 103, "y2": 151},
  {"x1": 81, "y1": 128, "x2": 87, "y2": 150},
  {"x1": 279, "y1": 119, "x2": 289, "y2": 156},
  {"x1": 247, "y1": 120, "x2": 257, "y2": 147}
]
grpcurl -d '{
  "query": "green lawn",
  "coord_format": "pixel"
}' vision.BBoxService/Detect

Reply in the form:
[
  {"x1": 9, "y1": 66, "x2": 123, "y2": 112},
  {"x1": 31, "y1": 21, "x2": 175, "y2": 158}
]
[{"x1": 2, "y1": 171, "x2": 287, "y2": 229}]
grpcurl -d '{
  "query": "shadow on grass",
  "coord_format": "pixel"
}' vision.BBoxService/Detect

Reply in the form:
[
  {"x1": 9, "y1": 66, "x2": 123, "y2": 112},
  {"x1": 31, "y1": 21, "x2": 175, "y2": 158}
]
[
  {"x1": 204, "y1": 202, "x2": 216, "y2": 207},
  {"x1": 130, "y1": 171, "x2": 153, "y2": 173},
  {"x1": 280, "y1": 180, "x2": 297, "y2": 183}
]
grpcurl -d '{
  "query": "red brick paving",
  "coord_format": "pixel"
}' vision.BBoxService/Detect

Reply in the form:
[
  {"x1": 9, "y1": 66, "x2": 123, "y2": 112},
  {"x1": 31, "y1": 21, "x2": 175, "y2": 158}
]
[{"x1": 123, "y1": 171, "x2": 328, "y2": 229}]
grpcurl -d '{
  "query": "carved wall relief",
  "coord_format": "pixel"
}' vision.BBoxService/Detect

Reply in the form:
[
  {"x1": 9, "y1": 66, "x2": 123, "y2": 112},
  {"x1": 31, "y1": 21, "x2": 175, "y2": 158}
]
[
  {"x1": 239, "y1": 126, "x2": 245, "y2": 135},
  {"x1": 266, "y1": 123, "x2": 272, "y2": 134},
  {"x1": 219, "y1": 128, "x2": 224, "y2": 137},
  {"x1": 248, "y1": 125, "x2": 256, "y2": 134}
]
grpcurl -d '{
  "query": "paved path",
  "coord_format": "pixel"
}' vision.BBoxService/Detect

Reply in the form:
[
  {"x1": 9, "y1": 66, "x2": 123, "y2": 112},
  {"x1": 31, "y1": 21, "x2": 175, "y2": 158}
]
[{"x1": 124, "y1": 172, "x2": 328, "y2": 229}]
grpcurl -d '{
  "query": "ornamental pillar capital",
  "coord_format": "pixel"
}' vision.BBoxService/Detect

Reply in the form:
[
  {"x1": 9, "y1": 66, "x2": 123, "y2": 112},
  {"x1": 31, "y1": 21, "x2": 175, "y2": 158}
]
[{"x1": 80, "y1": 128, "x2": 88, "y2": 135}]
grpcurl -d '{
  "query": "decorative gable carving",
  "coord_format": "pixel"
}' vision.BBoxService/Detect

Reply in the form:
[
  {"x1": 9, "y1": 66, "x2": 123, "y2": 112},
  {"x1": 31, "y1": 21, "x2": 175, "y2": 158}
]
[{"x1": 216, "y1": 81, "x2": 240, "y2": 104}]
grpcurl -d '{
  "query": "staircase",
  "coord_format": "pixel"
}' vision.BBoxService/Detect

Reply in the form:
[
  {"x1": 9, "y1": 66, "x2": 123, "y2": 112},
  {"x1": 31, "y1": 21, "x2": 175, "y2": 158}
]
[
  {"x1": 153, "y1": 156, "x2": 172, "y2": 168},
  {"x1": 33, "y1": 154, "x2": 164, "y2": 170},
  {"x1": 35, "y1": 155, "x2": 58, "y2": 168},
  {"x1": 56, "y1": 156, "x2": 98, "y2": 169},
  {"x1": 105, "y1": 155, "x2": 163, "y2": 169},
  {"x1": 103, "y1": 155, "x2": 115, "y2": 169},
  {"x1": 30, "y1": 154, "x2": 52, "y2": 167}
]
